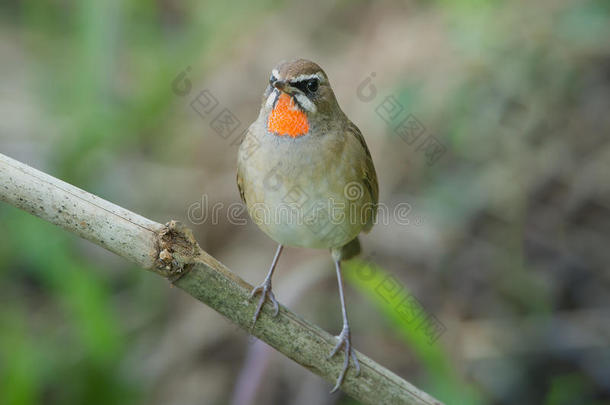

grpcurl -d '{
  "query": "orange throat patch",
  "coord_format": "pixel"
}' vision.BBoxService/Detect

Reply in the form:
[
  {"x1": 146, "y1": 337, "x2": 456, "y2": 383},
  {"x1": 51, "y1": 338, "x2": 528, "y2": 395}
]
[{"x1": 267, "y1": 93, "x2": 309, "y2": 137}]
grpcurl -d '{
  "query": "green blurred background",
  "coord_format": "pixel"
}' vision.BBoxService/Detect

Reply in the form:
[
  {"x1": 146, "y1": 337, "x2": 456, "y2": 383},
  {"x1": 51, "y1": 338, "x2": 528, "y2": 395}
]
[{"x1": 1, "y1": 0, "x2": 609, "y2": 404}]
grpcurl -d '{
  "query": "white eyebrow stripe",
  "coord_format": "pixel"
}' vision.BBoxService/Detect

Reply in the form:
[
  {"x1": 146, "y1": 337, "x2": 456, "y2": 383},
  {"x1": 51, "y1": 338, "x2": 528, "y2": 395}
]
[
  {"x1": 294, "y1": 93, "x2": 316, "y2": 113},
  {"x1": 271, "y1": 69, "x2": 280, "y2": 79},
  {"x1": 291, "y1": 72, "x2": 325, "y2": 83}
]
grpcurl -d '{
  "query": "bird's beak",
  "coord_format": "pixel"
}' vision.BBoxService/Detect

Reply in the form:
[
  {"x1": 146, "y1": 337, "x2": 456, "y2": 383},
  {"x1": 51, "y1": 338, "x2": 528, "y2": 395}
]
[{"x1": 273, "y1": 80, "x2": 291, "y2": 94}]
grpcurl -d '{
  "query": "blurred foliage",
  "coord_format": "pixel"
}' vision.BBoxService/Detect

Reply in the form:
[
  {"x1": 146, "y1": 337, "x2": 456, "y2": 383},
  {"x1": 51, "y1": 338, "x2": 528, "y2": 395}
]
[
  {"x1": 0, "y1": 207, "x2": 143, "y2": 405},
  {"x1": 345, "y1": 258, "x2": 483, "y2": 405}
]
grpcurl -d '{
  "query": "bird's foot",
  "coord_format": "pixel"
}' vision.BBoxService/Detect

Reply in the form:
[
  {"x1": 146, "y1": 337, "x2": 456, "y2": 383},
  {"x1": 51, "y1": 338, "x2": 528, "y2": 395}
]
[
  {"x1": 328, "y1": 326, "x2": 360, "y2": 393},
  {"x1": 249, "y1": 279, "x2": 279, "y2": 324}
]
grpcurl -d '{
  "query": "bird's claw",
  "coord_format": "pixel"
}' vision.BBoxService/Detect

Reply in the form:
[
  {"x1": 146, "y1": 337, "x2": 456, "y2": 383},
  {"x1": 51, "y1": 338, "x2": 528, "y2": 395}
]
[
  {"x1": 328, "y1": 326, "x2": 360, "y2": 393},
  {"x1": 249, "y1": 280, "x2": 279, "y2": 324}
]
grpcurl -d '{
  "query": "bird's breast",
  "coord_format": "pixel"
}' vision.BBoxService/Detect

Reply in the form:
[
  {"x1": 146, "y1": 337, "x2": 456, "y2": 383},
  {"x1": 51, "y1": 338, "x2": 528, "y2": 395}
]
[{"x1": 238, "y1": 125, "x2": 369, "y2": 249}]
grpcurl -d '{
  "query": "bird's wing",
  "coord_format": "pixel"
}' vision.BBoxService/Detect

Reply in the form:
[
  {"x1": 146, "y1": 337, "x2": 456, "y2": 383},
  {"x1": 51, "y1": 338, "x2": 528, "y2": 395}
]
[
  {"x1": 347, "y1": 121, "x2": 378, "y2": 232},
  {"x1": 236, "y1": 168, "x2": 246, "y2": 205},
  {"x1": 236, "y1": 126, "x2": 250, "y2": 206}
]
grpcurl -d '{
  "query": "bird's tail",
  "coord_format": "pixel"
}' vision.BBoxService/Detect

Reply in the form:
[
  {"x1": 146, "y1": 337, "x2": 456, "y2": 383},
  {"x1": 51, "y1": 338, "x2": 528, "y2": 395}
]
[{"x1": 331, "y1": 236, "x2": 361, "y2": 262}]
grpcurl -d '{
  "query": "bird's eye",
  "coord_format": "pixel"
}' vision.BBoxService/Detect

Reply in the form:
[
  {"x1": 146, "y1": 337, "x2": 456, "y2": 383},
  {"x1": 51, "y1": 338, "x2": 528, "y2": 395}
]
[
  {"x1": 269, "y1": 74, "x2": 277, "y2": 86},
  {"x1": 306, "y1": 79, "x2": 319, "y2": 93}
]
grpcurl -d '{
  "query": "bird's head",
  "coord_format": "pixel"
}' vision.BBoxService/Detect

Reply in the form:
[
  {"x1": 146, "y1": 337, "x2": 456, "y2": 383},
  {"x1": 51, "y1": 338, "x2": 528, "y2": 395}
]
[{"x1": 262, "y1": 58, "x2": 340, "y2": 138}]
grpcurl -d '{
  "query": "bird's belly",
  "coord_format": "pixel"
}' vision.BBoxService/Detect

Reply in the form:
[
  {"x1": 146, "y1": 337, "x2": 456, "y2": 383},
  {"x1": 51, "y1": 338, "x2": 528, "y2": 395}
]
[{"x1": 249, "y1": 185, "x2": 362, "y2": 249}]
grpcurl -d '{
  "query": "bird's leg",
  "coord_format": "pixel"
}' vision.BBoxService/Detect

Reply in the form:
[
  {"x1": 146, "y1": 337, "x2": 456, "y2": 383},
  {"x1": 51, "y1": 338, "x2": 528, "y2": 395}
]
[
  {"x1": 249, "y1": 244, "x2": 283, "y2": 324},
  {"x1": 328, "y1": 258, "x2": 360, "y2": 393}
]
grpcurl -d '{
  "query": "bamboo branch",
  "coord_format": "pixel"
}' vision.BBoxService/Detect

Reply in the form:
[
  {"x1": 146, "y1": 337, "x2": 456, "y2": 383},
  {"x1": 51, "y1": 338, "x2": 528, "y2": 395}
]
[{"x1": 0, "y1": 152, "x2": 443, "y2": 405}]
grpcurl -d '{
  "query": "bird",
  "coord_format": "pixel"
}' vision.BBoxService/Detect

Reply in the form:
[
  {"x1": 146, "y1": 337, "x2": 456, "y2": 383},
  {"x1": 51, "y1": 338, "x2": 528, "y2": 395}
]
[{"x1": 236, "y1": 58, "x2": 378, "y2": 392}]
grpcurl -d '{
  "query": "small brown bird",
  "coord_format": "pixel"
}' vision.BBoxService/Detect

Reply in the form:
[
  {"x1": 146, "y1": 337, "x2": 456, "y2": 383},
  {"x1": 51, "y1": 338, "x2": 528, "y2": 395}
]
[{"x1": 237, "y1": 58, "x2": 378, "y2": 391}]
